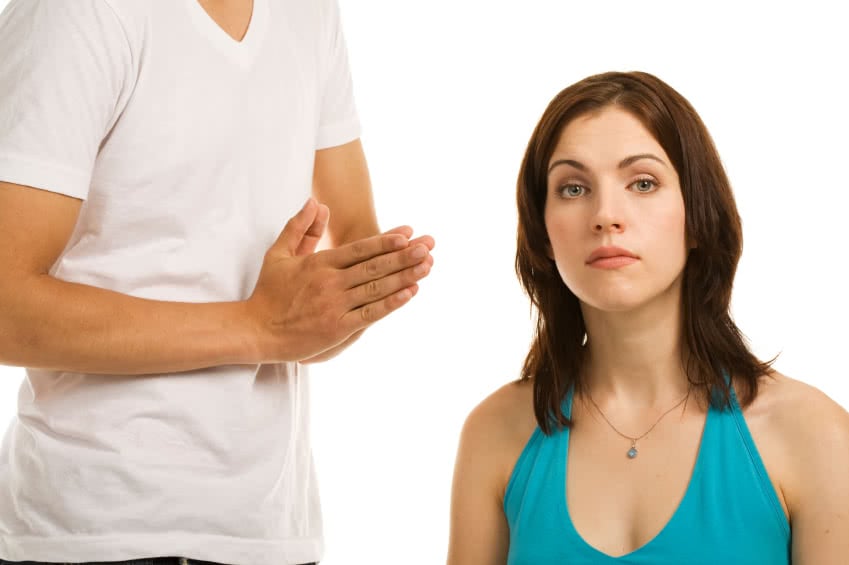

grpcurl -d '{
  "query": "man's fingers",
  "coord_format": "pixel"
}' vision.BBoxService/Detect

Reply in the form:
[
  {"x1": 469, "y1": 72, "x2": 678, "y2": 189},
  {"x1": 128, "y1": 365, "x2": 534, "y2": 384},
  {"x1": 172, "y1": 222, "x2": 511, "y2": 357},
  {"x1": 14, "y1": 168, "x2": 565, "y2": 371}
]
[
  {"x1": 343, "y1": 241, "x2": 432, "y2": 288},
  {"x1": 409, "y1": 234, "x2": 435, "y2": 252},
  {"x1": 272, "y1": 198, "x2": 319, "y2": 258},
  {"x1": 340, "y1": 285, "x2": 418, "y2": 331},
  {"x1": 323, "y1": 233, "x2": 409, "y2": 269},
  {"x1": 345, "y1": 258, "x2": 432, "y2": 308},
  {"x1": 385, "y1": 227, "x2": 434, "y2": 251},
  {"x1": 294, "y1": 204, "x2": 330, "y2": 256},
  {"x1": 384, "y1": 225, "x2": 414, "y2": 238}
]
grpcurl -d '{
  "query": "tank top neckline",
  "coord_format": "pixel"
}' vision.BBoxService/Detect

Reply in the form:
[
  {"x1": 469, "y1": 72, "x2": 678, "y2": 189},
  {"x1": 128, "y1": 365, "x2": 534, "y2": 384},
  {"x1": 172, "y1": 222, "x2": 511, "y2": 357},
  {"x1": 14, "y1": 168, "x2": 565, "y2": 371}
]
[{"x1": 558, "y1": 385, "x2": 715, "y2": 561}]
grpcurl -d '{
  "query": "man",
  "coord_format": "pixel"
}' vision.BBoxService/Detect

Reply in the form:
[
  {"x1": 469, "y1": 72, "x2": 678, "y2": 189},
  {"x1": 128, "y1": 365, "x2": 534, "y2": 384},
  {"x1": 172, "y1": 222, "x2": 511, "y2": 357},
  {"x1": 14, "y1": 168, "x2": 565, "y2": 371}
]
[{"x1": 0, "y1": 0, "x2": 433, "y2": 563}]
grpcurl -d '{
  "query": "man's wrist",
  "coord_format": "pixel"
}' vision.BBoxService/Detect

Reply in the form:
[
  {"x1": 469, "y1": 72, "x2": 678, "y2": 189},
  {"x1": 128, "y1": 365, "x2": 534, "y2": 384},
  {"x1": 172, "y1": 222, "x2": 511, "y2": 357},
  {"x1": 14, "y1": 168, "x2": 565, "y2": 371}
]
[{"x1": 232, "y1": 299, "x2": 269, "y2": 364}]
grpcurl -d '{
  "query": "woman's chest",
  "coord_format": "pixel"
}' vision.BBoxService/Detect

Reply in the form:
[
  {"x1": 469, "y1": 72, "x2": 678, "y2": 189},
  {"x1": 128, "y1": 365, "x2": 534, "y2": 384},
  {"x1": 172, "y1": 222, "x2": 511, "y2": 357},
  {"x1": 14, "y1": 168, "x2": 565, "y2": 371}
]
[{"x1": 565, "y1": 407, "x2": 707, "y2": 557}]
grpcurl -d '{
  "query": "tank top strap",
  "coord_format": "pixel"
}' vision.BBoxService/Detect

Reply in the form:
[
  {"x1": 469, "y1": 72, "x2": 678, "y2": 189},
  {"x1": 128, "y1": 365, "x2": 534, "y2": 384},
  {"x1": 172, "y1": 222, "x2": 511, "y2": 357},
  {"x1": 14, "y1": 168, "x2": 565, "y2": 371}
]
[
  {"x1": 721, "y1": 379, "x2": 791, "y2": 537},
  {"x1": 503, "y1": 386, "x2": 574, "y2": 527},
  {"x1": 693, "y1": 374, "x2": 790, "y2": 541}
]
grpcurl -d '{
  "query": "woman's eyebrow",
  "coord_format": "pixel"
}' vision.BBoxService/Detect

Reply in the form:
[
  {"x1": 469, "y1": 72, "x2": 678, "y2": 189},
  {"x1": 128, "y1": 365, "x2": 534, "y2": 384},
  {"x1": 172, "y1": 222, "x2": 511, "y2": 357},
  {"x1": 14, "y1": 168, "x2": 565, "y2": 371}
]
[
  {"x1": 547, "y1": 153, "x2": 668, "y2": 175},
  {"x1": 547, "y1": 158, "x2": 586, "y2": 175},
  {"x1": 618, "y1": 153, "x2": 668, "y2": 169}
]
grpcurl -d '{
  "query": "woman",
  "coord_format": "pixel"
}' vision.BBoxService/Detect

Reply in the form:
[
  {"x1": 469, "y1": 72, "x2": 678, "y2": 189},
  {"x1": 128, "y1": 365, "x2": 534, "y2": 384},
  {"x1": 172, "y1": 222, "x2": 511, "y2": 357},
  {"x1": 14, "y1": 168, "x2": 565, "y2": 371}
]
[{"x1": 447, "y1": 71, "x2": 849, "y2": 564}]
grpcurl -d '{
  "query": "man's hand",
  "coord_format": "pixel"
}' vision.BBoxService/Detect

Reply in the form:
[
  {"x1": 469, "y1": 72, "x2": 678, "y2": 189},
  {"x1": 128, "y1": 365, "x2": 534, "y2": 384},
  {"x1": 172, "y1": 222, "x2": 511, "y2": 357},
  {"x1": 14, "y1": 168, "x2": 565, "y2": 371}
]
[
  {"x1": 298, "y1": 225, "x2": 434, "y2": 364},
  {"x1": 245, "y1": 198, "x2": 434, "y2": 363}
]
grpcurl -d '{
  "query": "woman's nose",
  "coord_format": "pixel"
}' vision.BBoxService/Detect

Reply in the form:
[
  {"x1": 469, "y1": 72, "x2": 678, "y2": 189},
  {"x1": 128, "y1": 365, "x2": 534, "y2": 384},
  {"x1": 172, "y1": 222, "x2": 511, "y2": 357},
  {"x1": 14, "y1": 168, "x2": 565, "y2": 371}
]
[{"x1": 591, "y1": 190, "x2": 626, "y2": 233}]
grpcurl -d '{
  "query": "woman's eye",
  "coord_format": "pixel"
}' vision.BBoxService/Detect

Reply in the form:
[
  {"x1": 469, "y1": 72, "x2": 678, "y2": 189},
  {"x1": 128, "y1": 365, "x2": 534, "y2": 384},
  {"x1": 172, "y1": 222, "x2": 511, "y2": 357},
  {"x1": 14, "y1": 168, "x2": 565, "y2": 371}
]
[
  {"x1": 630, "y1": 178, "x2": 657, "y2": 193},
  {"x1": 559, "y1": 184, "x2": 585, "y2": 198}
]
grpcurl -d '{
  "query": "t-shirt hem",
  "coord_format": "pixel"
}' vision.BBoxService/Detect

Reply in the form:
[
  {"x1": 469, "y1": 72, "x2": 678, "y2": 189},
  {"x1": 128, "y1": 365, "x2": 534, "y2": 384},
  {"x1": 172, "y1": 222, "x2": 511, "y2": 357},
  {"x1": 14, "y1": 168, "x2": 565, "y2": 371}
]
[
  {"x1": 0, "y1": 153, "x2": 91, "y2": 200},
  {"x1": 0, "y1": 532, "x2": 323, "y2": 565}
]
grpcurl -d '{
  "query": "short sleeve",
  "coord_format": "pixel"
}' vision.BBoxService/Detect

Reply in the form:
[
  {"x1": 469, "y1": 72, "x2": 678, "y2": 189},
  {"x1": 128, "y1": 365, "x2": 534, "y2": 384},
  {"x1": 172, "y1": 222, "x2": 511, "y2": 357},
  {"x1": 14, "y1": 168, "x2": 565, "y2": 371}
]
[
  {"x1": 0, "y1": 0, "x2": 133, "y2": 200},
  {"x1": 315, "y1": 0, "x2": 361, "y2": 150}
]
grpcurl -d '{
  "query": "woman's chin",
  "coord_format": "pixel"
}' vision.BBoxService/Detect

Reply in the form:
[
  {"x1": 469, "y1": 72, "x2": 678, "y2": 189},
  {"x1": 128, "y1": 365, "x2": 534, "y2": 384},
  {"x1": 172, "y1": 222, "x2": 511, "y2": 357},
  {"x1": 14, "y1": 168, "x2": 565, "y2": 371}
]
[
  {"x1": 575, "y1": 288, "x2": 653, "y2": 314},
  {"x1": 571, "y1": 277, "x2": 681, "y2": 316},
  {"x1": 583, "y1": 299, "x2": 644, "y2": 314}
]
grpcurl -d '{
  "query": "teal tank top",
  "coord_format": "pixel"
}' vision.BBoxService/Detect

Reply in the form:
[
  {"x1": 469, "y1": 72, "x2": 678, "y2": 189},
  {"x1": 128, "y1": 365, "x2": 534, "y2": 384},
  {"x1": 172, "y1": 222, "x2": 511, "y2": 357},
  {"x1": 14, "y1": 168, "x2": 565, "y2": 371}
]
[{"x1": 504, "y1": 386, "x2": 790, "y2": 564}]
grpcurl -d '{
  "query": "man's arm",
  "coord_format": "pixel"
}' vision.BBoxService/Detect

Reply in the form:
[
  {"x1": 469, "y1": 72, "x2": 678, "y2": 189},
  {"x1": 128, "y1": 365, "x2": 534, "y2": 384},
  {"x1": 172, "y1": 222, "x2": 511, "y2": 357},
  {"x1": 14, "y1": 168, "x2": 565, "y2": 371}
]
[
  {"x1": 0, "y1": 181, "x2": 428, "y2": 374},
  {"x1": 302, "y1": 139, "x2": 434, "y2": 363},
  {"x1": 0, "y1": 181, "x2": 257, "y2": 373},
  {"x1": 312, "y1": 139, "x2": 381, "y2": 245}
]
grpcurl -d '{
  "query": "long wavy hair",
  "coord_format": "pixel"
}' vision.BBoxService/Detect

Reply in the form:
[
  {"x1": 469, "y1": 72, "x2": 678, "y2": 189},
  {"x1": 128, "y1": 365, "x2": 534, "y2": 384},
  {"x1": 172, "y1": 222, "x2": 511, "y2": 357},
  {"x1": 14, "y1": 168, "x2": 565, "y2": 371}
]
[{"x1": 516, "y1": 71, "x2": 776, "y2": 434}]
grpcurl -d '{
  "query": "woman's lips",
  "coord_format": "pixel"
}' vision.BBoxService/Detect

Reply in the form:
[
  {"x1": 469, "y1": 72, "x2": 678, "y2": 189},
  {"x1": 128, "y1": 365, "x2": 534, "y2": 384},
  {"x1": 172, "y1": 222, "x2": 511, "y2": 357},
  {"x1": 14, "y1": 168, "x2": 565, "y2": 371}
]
[
  {"x1": 586, "y1": 246, "x2": 639, "y2": 269},
  {"x1": 588, "y1": 256, "x2": 639, "y2": 269}
]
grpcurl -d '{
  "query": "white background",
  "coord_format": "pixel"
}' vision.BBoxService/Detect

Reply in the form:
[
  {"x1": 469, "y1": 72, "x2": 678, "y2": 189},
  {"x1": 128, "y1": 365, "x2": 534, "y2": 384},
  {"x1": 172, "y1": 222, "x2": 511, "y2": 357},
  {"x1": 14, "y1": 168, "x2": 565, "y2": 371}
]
[{"x1": 1, "y1": 1, "x2": 847, "y2": 564}]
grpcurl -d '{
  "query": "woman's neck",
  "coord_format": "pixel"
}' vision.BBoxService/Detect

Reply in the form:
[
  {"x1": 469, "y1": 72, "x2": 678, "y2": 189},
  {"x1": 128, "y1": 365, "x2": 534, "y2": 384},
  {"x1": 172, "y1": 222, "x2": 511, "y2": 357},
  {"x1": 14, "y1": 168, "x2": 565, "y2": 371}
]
[{"x1": 580, "y1": 288, "x2": 690, "y2": 408}]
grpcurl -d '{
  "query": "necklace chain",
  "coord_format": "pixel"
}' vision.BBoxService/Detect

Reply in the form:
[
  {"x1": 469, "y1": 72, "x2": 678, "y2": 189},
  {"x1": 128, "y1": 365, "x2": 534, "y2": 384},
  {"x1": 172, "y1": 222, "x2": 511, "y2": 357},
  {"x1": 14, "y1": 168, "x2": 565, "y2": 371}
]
[{"x1": 587, "y1": 387, "x2": 691, "y2": 459}]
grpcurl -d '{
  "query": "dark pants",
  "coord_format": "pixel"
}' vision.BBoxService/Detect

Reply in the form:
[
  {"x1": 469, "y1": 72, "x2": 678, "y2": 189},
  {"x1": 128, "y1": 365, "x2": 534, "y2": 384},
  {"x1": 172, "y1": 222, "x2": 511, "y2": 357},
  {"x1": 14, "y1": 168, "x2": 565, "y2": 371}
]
[{"x1": 0, "y1": 559, "x2": 316, "y2": 565}]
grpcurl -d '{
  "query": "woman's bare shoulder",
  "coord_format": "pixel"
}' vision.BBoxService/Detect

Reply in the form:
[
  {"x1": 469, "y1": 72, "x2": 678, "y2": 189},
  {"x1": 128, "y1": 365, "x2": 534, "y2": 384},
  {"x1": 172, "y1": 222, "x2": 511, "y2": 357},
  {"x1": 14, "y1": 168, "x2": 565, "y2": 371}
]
[
  {"x1": 458, "y1": 378, "x2": 539, "y2": 490},
  {"x1": 745, "y1": 371, "x2": 849, "y2": 449},
  {"x1": 466, "y1": 378, "x2": 537, "y2": 438},
  {"x1": 747, "y1": 371, "x2": 849, "y2": 513},
  {"x1": 749, "y1": 371, "x2": 848, "y2": 424}
]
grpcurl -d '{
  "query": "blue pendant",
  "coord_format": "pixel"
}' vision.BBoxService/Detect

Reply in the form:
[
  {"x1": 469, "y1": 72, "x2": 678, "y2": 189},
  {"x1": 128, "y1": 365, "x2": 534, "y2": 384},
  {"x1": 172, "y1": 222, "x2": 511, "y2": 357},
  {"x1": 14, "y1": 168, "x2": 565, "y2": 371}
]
[{"x1": 627, "y1": 447, "x2": 638, "y2": 459}]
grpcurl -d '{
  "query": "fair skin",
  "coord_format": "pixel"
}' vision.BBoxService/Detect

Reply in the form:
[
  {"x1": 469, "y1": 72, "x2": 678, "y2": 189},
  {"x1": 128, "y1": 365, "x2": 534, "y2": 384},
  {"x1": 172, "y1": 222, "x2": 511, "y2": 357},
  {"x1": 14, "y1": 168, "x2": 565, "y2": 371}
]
[
  {"x1": 0, "y1": 137, "x2": 433, "y2": 373},
  {"x1": 448, "y1": 106, "x2": 849, "y2": 564}
]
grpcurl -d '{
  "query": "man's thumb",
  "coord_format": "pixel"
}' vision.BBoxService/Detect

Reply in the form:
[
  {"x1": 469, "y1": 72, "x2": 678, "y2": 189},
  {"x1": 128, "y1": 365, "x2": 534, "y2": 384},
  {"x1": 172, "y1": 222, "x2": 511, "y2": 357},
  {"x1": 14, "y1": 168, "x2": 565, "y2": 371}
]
[{"x1": 273, "y1": 198, "x2": 319, "y2": 257}]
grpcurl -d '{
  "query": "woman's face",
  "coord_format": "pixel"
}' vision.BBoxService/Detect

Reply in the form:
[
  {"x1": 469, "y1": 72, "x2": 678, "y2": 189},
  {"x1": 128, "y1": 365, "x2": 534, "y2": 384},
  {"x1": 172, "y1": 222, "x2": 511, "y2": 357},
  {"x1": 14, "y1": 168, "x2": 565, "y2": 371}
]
[{"x1": 543, "y1": 106, "x2": 688, "y2": 313}]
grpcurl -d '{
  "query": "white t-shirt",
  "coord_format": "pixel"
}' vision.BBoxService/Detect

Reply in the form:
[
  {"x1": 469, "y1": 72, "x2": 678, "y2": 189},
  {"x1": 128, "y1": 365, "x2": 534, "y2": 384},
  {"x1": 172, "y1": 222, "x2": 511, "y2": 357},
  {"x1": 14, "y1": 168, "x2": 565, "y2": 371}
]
[{"x1": 0, "y1": 0, "x2": 360, "y2": 563}]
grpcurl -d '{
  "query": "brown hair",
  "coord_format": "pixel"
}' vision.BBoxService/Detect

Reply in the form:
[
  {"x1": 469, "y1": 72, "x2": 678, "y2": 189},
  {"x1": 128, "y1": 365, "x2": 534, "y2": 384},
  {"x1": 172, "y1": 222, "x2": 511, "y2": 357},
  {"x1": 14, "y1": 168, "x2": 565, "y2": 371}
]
[{"x1": 515, "y1": 71, "x2": 775, "y2": 434}]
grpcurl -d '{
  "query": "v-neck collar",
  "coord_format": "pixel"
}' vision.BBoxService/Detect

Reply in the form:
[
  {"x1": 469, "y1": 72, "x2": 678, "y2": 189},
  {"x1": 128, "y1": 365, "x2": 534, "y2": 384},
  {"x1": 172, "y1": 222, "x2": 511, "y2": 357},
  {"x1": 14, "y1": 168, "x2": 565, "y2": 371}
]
[
  {"x1": 186, "y1": 0, "x2": 269, "y2": 69},
  {"x1": 559, "y1": 386, "x2": 713, "y2": 561}
]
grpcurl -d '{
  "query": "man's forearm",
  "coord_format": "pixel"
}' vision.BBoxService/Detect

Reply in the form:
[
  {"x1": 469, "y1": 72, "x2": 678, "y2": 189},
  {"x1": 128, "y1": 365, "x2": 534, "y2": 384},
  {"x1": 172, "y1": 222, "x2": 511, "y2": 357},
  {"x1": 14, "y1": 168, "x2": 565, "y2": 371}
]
[{"x1": 0, "y1": 274, "x2": 260, "y2": 375}]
